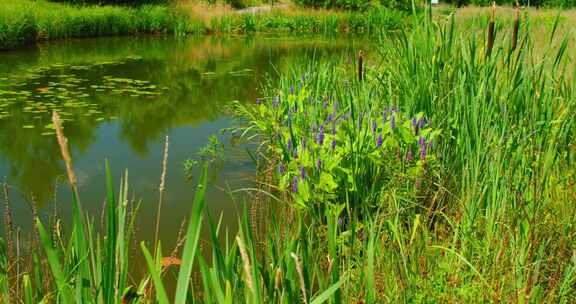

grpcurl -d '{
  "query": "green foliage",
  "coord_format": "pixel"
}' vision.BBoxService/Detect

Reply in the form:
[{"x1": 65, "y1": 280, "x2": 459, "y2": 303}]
[
  {"x1": 445, "y1": 0, "x2": 576, "y2": 7},
  {"x1": 236, "y1": 73, "x2": 440, "y2": 215}
]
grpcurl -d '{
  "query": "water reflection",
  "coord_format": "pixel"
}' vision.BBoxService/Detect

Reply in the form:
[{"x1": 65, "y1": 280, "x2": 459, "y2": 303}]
[{"x1": 0, "y1": 35, "x2": 359, "y2": 258}]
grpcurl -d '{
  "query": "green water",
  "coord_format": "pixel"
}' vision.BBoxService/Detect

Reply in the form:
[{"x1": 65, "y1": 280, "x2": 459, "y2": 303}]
[{"x1": 0, "y1": 35, "x2": 360, "y2": 259}]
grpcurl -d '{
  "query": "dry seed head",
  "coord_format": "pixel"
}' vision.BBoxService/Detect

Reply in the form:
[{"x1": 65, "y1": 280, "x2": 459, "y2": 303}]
[{"x1": 237, "y1": 236, "x2": 255, "y2": 295}]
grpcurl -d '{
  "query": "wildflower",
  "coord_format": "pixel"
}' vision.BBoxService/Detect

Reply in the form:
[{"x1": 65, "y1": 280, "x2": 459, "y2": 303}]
[
  {"x1": 287, "y1": 138, "x2": 292, "y2": 152},
  {"x1": 318, "y1": 125, "x2": 325, "y2": 145},
  {"x1": 382, "y1": 110, "x2": 387, "y2": 124},
  {"x1": 323, "y1": 99, "x2": 328, "y2": 110},
  {"x1": 420, "y1": 144, "x2": 427, "y2": 160},
  {"x1": 411, "y1": 117, "x2": 417, "y2": 128},
  {"x1": 331, "y1": 121, "x2": 336, "y2": 135},
  {"x1": 279, "y1": 163, "x2": 285, "y2": 174},
  {"x1": 333, "y1": 101, "x2": 338, "y2": 113},
  {"x1": 427, "y1": 139, "x2": 433, "y2": 149},
  {"x1": 390, "y1": 114, "x2": 396, "y2": 129},
  {"x1": 418, "y1": 136, "x2": 425, "y2": 147},
  {"x1": 418, "y1": 118, "x2": 425, "y2": 129},
  {"x1": 331, "y1": 139, "x2": 336, "y2": 150},
  {"x1": 316, "y1": 158, "x2": 321, "y2": 171},
  {"x1": 372, "y1": 121, "x2": 377, "y2": 133},
  {"x1": 290, "y1": 85, "x2": 294, "y2": 95},
  {"x1": 376, "y1": 134, "x2": 383, "y2": 148},
  {"x1": 300, "y1": 166, "x2": 305, "y2": 180},
  {"x1": 292, "y1": 176, "x2": 298, "y2": 192},
  {"x1": 256, "y1": 98, "x2": 261, "y2": 105},
  {"x1": 406, "y1": 148, "x2": 413, "y2": 161}
]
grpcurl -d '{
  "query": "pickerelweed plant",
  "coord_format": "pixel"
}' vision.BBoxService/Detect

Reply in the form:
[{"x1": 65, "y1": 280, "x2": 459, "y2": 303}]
[{"x1": 236, "y1": 69, "x2": 441, "y2": 217}]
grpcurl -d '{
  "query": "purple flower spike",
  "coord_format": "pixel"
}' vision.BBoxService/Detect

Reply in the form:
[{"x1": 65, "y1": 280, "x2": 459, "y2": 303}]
[
  {"x1": 279, "y1": 163, "x2": 285, "y2": 174},
  {"x1": 382, "y1": 110, "x2": 387, "y2": 124},
  {"x1": 292, "y1": 176, "x2": 298, "y2": 192},
  {"x1": 331, "y1": 139, "x2": 336, "y2": 150},
  {"x1": 428, "y1": 139, "x2": 433, "y2": 150},
  {"x1": 372, "y1": 121, "x2": 377, "y2": 133},
  {"x1": 333, "y1": 101, "x2": 338, "y2": 113},
  {"x1": 256, "y1": 98, "x2": 261, "y2": 105},
  {"x1": 331, "y1": 122, "x2": 336, "y2": 135},
  {"x1": 390, "y1": 114, "x2": 396, "y2": 129},
  {"x1": 418, "y1": 136, "x2": 425, "y2": 147},
  {"x1": 376, "y1": 134, "x2": 383, "y2": 148},
  {"x1": 411, "y1": 117, "x2": 417, "y2": 127},
  {"x1": 418, "y1": 118, "x2": 425, "y2": 129},
  {"x1": 290, "y1": 85, "x2": 295, "y2": 95},
  {"x1": 420, "y1": 144, "x2": 427, "y2": 160},
  {"x1": 406, "y1": 148, "x2": 413, "y2": 161},
  {"x1": 318, "y1": 125, "x2": 325, "y2": 145},
  {"x1": 300, "y1": 166, "x2": 305, "y2": 180},
  {"x1": 287, "y1": 139, "x2": 292, "y2": 152},
  {"x1": 316, "y1": 158, "x2": 321, "y2": 171}
]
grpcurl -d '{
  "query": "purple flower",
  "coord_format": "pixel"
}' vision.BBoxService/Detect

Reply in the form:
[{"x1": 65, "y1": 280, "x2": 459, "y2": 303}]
[
  {"x1": 427, "y1": 139, "x2": 433, "y2": 150},
  {"x1": 418, "y1": 118, "x2": 425, "y2": 129},
  {"x1": 256, "y1": 98, "x2": 261, "y2": 105},
  {"x1": 418, "y1": 136, "x2": 425, "y2": 147},
  {"x1": 331, "y1": 122, "x2": 336, "y2": 135},
  {"x1": 328, "y1": 113, "x2": 335, "y2": 122},
  {"x1": 279, "y1": 163, "x2": 285, "y2": 174},
  {"x1": 318, "y1": 125, "x2": 325, "y2": 145},
  {"x1": 406, "y1": 148, "x2": 413, "y2": 161},
  {"x1": 420, "y1": 144, "x2": 427, "y2": 160},
  {"x1": 390, "y1": 114, "x2": 396, "y2": 129},
  {"x1": 290, "y1": 85, "x2": 294, "y2": 95},
  {"x1": 323, "y1": 99, "x2": 328, "y2": 110},
  {"x1": 287, "y1": 138, "x2": 292, "y2": 151},
  {"x1": 292, "y1": 176, "x2": 298, "y2": 192},
  {"x1": 331, "y1": 139, "x2": 336, "y2": 150},
  {"x1": 333, "y1": 101, "x2": 338, "y2": 113},
  {"x1": 372, "y1": 121, "x2": 377, "y2": 133},
  {"x1": 382, "y1": 110, "x2": 387, "y2": 124},
  {"x1": 300, "y1": 166, "x2": 305, "y2": 179},
  {"x1": 316, "y1": 158, "x2": 321, "y2": 171},
  {"x1": 376, "y1": 134, "x2": 383, "y2": 148},
  {"x1": 411, "y1": 117, "x2": 417, "y2": 127}
]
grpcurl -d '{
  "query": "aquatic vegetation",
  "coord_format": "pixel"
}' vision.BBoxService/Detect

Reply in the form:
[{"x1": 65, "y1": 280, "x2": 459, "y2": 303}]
[{"x1": 239, "y1": 75, "x2": 440, "y2": 214}]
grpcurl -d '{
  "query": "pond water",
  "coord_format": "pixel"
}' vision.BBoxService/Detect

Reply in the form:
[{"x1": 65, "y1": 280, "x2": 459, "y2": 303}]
[{"x1": 0, "y1": 34, "x2": 362, "y2": 260}]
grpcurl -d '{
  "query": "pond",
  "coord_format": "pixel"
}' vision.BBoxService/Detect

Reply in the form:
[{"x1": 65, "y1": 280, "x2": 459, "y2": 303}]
[{"x1": 0, "y1": 34, "x2": 361, "y2": 271}]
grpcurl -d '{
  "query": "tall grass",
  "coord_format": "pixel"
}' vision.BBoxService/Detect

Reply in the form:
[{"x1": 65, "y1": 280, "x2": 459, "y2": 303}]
[
  {"x1": 235, "y1": 7, "x2": 576, "y2": 301},
  {"x1": 0, "y1": 0, "x2": 407, "y2": 50}
]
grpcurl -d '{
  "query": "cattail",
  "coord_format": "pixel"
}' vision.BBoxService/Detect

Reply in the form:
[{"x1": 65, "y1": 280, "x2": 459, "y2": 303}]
[
  {"x1": 358, "y1": 50, "x2": 364, "y2": 82},
  {"x1": 274, "y1": 267, "x2": 282, "y2": 290},
  {"x1": 486, "y1": 2, "x2": 496, "y2": 57},
  {"x1": 154, "y1": 135, "x2": 169, "y2": 255},
  {"x1": 237, "y1": 236, "x2": 255, "y2": 296},
  {"x1": 511, "y1": 1, "x2": 520, "y2": 51},
  {"x1": 291, "y1": 252, "x2": 309, "y2": 304},
  {"x1": 52, "y1": 111, "x2": 84, "y2": 215}
]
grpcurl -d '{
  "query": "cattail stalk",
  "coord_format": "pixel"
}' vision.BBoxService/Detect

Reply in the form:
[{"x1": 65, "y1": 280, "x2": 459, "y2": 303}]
[
  {"x1": 237, "y1": 236, "x2": 255, "y2": 296},
  {"x1": 52, "y1": 111, "x2": 84, "y2": 215},
  {"x1": 153, "y1": 135, "x2": 169, "y2": 256},
  {"x1": 486, "y1": 2, "x2": 496, "y2": 57},
  {"x1": 511, "y1": 2, "x2": 520, "y2": 51},
  {"x1": 291, "y1": 252, "x2": 308, "y2": 304},
  {"x1": 358, "y1": 50, "x2": 364, "y2": 82}
]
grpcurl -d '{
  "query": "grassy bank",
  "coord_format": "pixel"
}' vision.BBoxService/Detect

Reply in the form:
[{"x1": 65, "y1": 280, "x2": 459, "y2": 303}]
[{"x1": 0, "y1": 0, "x2": 406, "y2": 50}]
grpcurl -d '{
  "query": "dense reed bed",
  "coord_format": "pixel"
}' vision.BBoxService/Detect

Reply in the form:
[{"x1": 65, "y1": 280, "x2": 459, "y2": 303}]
[
  {"x1": 0, "y1": 0, "x2": 406, "y2": 50},
  {"x1": 1, "y1": 7, "x2": 575, "y2": 304},
  {"x1": 235, "y1": 8, "x2": 576, "y2": 302}
]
